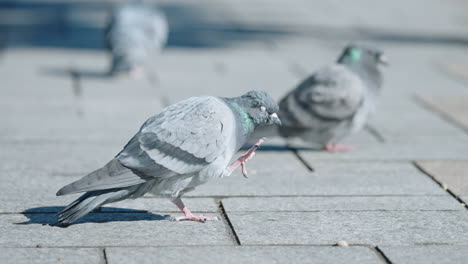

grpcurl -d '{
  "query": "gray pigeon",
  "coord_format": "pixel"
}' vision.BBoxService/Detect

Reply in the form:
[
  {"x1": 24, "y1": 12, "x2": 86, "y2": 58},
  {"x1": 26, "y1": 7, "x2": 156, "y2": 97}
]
[
  {"x1": 56, "y1": 91, "x2": 280, "y2": 225},
  {"x1": 105, "y1": 0, "x2": 168, "y2": 78},
  {"x1": 272, "y1": 43, "x2": 386, "y2": 151}
]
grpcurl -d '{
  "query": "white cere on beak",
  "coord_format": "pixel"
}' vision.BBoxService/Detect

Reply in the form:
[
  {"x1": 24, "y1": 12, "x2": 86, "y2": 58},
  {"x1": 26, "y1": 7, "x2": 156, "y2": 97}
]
[
  {"x1": 270, "y1": 113, "x2": 278, "y2": 118},
  {"x1": 260, "y1": 106, "x2": 266, "y2": 112}
]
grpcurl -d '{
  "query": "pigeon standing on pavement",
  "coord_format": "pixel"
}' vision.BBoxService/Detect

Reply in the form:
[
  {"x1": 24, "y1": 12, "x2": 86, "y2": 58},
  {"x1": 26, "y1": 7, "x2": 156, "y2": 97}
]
[
  {"x1": 56, "y1": 91, "x2": 281, "y2": 225},
  {"x1": 273, "y1": 44, "x2": 386, "y2": 151},
  {"x1": 105, "y1": 0, "x2": 168, "y2": 78}
]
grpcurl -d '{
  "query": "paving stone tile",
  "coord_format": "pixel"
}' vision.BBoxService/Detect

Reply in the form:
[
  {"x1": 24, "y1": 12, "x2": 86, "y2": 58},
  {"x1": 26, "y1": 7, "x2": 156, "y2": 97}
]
[
  {"x1": 0, "y1": 49, "x2": 163, "y2": 144},
  {"x1": 374, "y1": 99, "x2": 468, "y2": 139},
  {"x1": 0, "y1": 213, "x2": 231, "y2": 247},
  {"x1": 227, "y1": 211, "x2": 468, "y2": 245},
  {"x1": 106, "y1": 246, "x2": 382, "y2": 264},
  {"x1": 439, "y1": 62, "x2": 468, "y2": 85},
  {"x1": 0, "y1": 142, "x2": 119, "y2": 175},
  {"x1": 416, "y1": 161, "x2": 468, "y2": 196},
  {"x1": 157, "y1": 49, "x2": 297, "y2": 103},
  {"x1": 222, "y1": 196, "x2": 463, "y2": 212},
  {"x1": 0, "y1": 248, "x2": 101, "y2": 264},
  {"x1": 380, "y1": 245, "x2": 468, "y2": 264},
  {"x1": 417, "y1": 95, "x2": 468, "y2": 134},
  {"x1": 193, "y1": 158, "x2": 445, "y2": 196},
  {"x1": 0, "y1": 99, "x2": 162, "y2": 143}
]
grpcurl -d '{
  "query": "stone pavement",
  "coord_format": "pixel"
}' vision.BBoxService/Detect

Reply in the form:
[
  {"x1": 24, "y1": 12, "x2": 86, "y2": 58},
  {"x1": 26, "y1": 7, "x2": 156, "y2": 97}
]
[{"x1": 1, "y1": 0, "x2": 468, "y2": 263}]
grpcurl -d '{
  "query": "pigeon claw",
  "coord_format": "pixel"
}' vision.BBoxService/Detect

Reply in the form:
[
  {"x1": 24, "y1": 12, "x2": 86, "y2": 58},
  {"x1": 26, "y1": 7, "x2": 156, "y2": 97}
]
[
  {"x1": 225, "y1": 138, "x2": 265, "y2": 177},
  {"x1": 174, "y1": 215, "x2": 218, "y2": 223}
]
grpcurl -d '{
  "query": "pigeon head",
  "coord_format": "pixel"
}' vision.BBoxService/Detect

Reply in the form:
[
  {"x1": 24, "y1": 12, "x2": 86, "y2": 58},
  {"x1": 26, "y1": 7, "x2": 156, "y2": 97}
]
[
  {"x1": 337, "y1": 43, "x2": 387, "y2": 68},
  {"x1": 233, "y1": 91, "x2": 281, "y2": 128},
  {"x1": 337, "y1": 43, "x2": 386, "y2": 89}
]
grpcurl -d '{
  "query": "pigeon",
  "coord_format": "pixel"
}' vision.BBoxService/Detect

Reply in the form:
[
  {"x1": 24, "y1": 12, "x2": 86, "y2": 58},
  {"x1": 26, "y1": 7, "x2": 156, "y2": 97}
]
[
  {"x1": 264, "y1": 43, "x2": 386, "y2": 151},
  {"x1": 105, "y1": 0, "x2": 168, "y2": 78},
  {"x1": 56, "y1": 91, "x2": 281, "y2": 225}
]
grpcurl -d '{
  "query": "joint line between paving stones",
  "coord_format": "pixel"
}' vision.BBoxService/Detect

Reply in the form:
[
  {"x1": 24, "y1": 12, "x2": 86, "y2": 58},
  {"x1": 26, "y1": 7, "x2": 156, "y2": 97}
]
[
  {"x1": 184, "y1": 194, "x2": 448, "y2": 198},
  {"x1": 373, "y1": 246, "x2": 393, "y2": 264},
  {"x1": 4, "y1": 243, "x2": 468, "y2": 249},
  {"x1": 217, "y1": 200, "x2": 241, "y2": 245},
  {"x1": 290, "y1": 148, "x2": 315, "y2": 172},
  {"x1": 413, "y1": 162, "x2": 468, "y2": 210},
  {"x1": 70, "y1": 67, "x2": 82, "y2": 98},
  {"x1": 364, "y1": 124, "x2": 386, "y2": 143},
  {"x1": 101, "y1": 248, "x2": 108, "y2": 264}
]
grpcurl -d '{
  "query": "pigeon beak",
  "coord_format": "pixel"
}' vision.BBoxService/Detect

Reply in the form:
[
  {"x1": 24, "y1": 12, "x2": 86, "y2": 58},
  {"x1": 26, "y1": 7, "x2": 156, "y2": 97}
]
[
  {"x1": 378, "y1": 54, "x2": 389, "y2": 66},
  {"x1": 269, "y1": 113, "x2": 282, "y2": 126}
]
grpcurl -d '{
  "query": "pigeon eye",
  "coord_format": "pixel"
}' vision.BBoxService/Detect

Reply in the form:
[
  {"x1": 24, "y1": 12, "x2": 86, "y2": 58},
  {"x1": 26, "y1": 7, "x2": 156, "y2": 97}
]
[{"x1": 260, "y1": 106, "x2": 266, "y2": 112}]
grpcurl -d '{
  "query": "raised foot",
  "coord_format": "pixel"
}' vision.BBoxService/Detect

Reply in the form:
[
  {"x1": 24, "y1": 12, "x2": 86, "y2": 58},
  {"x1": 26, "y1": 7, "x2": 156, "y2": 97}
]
[
  {"x1": 174, "y1": 214, "x2": 219, "y2": 223},
  {"x1": 227, "y1": 138, "x2": 265, "y2": 177},
  {"x1": 324, "y1": 144, "x2": 353, "y2": 152}
]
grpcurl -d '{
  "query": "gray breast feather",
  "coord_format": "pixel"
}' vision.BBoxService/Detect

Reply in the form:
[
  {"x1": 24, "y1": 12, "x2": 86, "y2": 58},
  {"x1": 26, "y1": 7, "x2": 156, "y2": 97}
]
[{"x1": 118, "y1": 97, "x2": 235, "y2": 176}]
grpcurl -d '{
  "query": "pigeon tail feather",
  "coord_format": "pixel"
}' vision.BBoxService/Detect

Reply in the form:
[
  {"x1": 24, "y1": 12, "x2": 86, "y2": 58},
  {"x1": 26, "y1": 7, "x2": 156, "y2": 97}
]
[{"x1": 57, "y1": 188, "x2": 135, "y2": 225}]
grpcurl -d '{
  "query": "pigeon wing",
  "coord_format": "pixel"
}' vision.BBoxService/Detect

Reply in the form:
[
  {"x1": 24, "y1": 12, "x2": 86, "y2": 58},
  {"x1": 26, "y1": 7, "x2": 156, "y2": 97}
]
[
  {"x1": 56, "y1": 158, "x2": 148, "y2": 196},
  {"x1": 57, "y1": 97, "x2": 234, "y2": 196},
  {"x1": 117, "y1": 96, "x2": 234, "y2": 176},
  {"x1": 290, "y1": 65, "x2": 364, "y2": 122}
]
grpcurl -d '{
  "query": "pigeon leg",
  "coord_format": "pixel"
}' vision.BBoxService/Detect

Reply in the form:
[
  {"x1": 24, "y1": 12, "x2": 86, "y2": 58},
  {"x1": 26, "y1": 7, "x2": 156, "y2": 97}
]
[
  {"x1": 226, "y1": 138, "x2": 265, "y2": 177},
  {"x1": 171, "y1": 197, "x2": 218, "y2": 222},
  {"x1": 324, "y1": 144, "x2": 353, "y2": 152}
]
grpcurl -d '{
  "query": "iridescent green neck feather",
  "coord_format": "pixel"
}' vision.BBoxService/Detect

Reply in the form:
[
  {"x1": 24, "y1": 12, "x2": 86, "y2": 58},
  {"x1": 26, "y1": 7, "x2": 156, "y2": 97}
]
[
  {"x1": 349, "y1": 49, "x2": 362, "y2": 63},
  {"x1": 228, "y1": 101, "x2": 254, "y2": 134}
]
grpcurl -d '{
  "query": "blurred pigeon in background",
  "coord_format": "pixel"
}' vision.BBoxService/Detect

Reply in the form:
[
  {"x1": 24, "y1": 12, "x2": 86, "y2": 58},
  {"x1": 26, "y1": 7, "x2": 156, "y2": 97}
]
[
  {"x1": 258, "y1": 44, "x2": 386, "y2": 152},
  {"x1": 105, "y1": 0, "x2": 169, "y2": 78},
  {"x1": 56, "y1": 91, "x2": 280, "y2": 225}
]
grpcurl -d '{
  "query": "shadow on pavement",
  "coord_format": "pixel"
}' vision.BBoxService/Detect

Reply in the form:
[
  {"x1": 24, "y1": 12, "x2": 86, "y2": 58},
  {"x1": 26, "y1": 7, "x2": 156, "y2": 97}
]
[
  {"x1": 40, "y1": 67, "x2": 111, "y2": 79},
  {"x1": 241, "y1": 144, "x2": 320, "y2": 152},
  {"x1": 17, "y1": 206, "x2": 171, "y2": 227}
]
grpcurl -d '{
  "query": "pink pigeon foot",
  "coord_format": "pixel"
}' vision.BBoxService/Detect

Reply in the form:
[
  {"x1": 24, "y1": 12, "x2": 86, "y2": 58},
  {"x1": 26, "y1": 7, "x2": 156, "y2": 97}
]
[
  {"x1": 172, "y1": 197, "x2": 218, "y2": 223},
  {"x1": 129, "y1": 67, "x2": 144, "y2": 80},
  {"x1": 227, "y1": 137, "x2": 265, "y2": 177},
  {"x1": 324, "y1": 144, "x2": 353, "y2": 152},
  {"x1": 174, "y1": 208, "x2": 218, "y2": 223}
]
